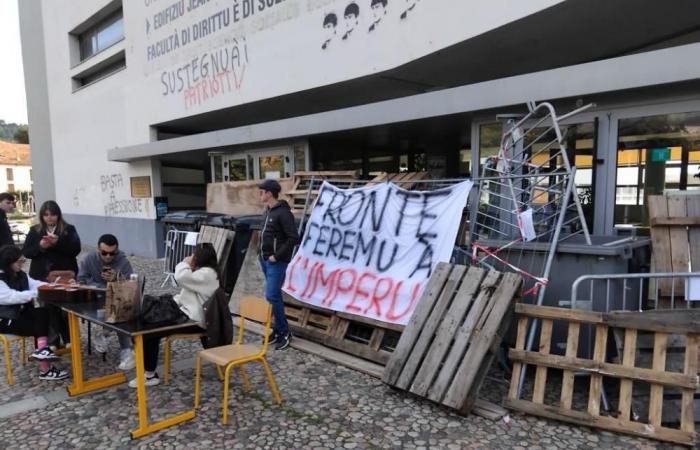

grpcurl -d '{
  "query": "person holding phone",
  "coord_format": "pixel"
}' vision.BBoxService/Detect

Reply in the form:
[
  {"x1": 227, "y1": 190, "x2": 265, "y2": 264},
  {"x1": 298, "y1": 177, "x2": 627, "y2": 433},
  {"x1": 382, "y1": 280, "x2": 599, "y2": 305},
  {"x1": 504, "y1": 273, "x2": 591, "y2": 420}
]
[{"x1": 77, "y1": 234, "x2": 135, "y2": 370}]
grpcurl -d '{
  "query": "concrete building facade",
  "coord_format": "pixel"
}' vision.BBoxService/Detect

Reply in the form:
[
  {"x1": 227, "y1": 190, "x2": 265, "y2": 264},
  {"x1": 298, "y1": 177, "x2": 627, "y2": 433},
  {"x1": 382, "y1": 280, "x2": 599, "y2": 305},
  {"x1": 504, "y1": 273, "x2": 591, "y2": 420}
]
[{"x1": 19, "y1": 0, "x2": 700, "y2": 256}]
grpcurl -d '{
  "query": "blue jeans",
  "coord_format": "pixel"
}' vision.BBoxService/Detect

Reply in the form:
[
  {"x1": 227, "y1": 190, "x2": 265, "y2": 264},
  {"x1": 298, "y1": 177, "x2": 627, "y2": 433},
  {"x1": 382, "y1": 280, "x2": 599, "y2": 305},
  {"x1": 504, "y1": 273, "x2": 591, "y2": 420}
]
[{"x1": 260, "y1": 258, "x2": 290, "y2": 336}]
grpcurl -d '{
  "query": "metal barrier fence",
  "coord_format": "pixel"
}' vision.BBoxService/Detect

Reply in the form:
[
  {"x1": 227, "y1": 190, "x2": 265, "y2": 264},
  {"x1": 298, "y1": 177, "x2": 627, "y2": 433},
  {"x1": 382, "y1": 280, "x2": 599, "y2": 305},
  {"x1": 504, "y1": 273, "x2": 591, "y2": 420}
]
[{"x1": 161, "y1": 228, "x2": 198, "y2": 287}]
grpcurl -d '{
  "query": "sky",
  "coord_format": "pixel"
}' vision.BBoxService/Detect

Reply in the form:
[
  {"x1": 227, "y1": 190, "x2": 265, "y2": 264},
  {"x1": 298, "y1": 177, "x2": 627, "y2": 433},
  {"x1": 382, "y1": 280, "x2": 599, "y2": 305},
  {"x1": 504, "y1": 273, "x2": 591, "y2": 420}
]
[{"x1": 0, "y1": 0, "x2": 28, "y2": 124}]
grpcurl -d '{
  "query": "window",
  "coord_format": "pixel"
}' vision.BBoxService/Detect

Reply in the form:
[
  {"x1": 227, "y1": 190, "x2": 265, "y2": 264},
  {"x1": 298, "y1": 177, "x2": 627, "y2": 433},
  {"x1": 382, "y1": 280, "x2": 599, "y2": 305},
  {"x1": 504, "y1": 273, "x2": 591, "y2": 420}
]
[
  {"x1": 615, "y1": 111, "x2": 700, "y2": 225},
  {"x1": 78, "y1": 10, "x2": 124, "y2": 61},
  {"x1": 6, "y1": 168, "x2": 13, "y2": 182},
  {"x1": 7, "y1": 184, "x2": 14, "y2": 193},
  {"x1": 72, "y1": 50, "x2": 126, "y2": 89}
]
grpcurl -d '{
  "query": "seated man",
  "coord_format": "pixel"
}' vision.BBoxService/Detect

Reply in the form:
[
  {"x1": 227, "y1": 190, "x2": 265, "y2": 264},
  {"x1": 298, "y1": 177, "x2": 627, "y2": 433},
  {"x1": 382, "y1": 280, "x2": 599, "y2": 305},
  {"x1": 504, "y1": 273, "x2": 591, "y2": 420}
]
[{"x1": 78, "y1": 233, "x2": 135, "y2": 370}]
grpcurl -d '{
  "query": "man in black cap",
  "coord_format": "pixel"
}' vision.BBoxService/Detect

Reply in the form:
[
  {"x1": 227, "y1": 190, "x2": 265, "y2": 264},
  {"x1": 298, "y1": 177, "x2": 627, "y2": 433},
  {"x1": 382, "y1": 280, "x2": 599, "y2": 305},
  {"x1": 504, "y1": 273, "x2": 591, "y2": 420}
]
[{"x1": 257, "y1": 179, "x2": 299, "y2": 350}]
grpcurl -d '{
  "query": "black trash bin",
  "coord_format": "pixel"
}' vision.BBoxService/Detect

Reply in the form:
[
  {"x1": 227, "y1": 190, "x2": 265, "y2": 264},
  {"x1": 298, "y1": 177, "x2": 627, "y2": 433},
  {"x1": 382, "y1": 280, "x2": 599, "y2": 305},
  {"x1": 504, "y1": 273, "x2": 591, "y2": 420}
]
[{"x1": 162, "y1": 210, "x2": 229, "y2": 232}]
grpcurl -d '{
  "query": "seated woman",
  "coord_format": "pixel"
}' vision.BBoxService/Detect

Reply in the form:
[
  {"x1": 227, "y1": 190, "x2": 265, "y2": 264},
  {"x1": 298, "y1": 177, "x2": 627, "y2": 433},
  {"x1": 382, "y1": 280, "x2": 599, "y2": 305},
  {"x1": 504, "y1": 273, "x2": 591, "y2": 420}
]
[
  {"x1": 0, "y1": 245, "x2": 68, "y2": 380},
  {"x1": 130, "y1": 243, "x2": 219, "y2": 387}
]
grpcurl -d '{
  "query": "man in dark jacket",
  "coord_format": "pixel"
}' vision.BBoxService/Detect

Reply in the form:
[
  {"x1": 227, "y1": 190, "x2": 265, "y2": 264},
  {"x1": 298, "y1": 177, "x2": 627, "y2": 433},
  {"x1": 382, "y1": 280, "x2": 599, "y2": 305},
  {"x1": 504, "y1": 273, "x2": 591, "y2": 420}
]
[
  {"x1": 258, "y1": 179, "x2": 299, "y2": 350},
  {"x1": 0, "y1": 193, "x2": 16, "y2": 247}
]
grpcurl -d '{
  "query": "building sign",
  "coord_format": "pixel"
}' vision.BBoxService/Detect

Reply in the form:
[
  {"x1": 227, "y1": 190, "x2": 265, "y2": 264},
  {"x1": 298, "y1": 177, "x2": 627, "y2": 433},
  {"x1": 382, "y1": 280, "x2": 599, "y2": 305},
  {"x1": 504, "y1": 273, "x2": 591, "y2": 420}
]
[
  {"x1": 131, "y1": 0, "x2": 564, "y2": 122},
  {"x1": 650, "y1": 147, "x2": 671, "y2": 162},
  {"x1": 130, "y1": 176, "x2": 153, "y2": 198},
  {"x1": 283, "y1": 180, "x2": 472, "y2": 325}
]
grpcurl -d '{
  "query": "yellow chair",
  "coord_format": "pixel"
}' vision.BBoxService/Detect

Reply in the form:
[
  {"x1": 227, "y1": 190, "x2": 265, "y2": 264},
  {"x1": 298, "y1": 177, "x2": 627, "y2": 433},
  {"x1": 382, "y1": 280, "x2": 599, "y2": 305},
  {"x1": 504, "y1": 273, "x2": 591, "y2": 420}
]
[
  {"x1": 0, "y1": 334, "x2": 30, "y2": 385},
  {"x1": 194, "y1": 296, "x2": 282, "y2": 424},
  {"x1": 163, "y1": 333, "x2": 206, "y2": 384}
]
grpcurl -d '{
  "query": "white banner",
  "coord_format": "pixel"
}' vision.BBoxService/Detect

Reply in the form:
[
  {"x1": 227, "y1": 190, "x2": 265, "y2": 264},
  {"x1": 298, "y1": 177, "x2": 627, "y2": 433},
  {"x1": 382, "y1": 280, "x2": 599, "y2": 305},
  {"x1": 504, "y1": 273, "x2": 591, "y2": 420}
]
[{"x1": 283, "y1": 180, "x2": 473, "y2": 325}]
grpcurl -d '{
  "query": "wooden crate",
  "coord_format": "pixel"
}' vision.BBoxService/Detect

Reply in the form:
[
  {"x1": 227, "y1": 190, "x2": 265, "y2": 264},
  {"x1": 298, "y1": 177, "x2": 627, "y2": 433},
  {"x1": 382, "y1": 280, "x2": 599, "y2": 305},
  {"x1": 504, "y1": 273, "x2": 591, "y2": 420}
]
[
  {"x1": 382, "y1": 263, "x2": 523, "y2": 414},
  {"x1": 647, "y1": 193, "x2": 700, "y2": 295},
  {"x1": 506, "y1": 305, "x2": 700, "y2": 447}
]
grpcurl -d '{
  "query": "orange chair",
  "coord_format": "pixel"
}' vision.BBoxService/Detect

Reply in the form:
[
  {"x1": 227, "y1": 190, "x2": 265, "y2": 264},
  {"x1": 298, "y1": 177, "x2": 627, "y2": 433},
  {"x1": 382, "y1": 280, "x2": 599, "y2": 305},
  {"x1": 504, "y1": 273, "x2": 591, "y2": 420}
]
[
  {"x1": 194, "y1": 296, "x2": 282, "y2": 424},
  {"x1": 0, "y1": 334, "x2": 30, "y2": 385}
]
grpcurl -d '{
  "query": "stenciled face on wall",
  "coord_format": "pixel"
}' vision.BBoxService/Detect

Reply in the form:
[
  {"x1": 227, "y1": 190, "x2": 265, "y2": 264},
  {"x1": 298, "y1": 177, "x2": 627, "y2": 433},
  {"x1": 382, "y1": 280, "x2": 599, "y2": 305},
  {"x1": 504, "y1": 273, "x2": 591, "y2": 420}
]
[
  {"x1": 342, "y1": 3, "x2": 360, "y2": 40},
  {"x1": 322, "y1": 13, "x2": 338, "y2": 49},
  {"x1": 369, "y1": 0, "x2": 388, "y2": 32},
  {"x1": 400, "y1": 0, "x2": 419, "y2": 20}
]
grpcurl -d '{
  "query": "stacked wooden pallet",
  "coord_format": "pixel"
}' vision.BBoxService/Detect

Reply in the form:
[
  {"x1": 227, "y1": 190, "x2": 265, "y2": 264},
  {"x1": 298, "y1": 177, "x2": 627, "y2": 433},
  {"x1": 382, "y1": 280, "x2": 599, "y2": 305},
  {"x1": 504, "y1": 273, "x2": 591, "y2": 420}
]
[
  {"x1": 368, "y1": 171, "x2": 429, "y2": 190},
  {"x1": 506, "y1": 304, "x2": 700, "y2": 446},
  {"x1": 287, "y1": 170, "x2": 360, "y2": 213},
  {"x1": 382, "y1": 264, "x2": 522, "y2": 414}
]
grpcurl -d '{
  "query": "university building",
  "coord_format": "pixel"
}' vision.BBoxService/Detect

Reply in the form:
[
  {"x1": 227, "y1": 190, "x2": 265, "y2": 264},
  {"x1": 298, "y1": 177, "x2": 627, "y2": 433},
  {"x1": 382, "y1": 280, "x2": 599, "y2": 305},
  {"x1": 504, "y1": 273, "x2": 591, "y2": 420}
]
[{"x1": 19, "y1": 0, "x2": 700, "y2": 256}]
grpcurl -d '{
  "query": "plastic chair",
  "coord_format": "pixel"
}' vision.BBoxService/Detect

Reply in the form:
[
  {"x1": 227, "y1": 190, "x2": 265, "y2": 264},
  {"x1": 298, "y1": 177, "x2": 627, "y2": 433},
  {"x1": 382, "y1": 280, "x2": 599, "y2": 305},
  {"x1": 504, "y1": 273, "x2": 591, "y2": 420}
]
[
  {"x1": 194, "y1": 296, "x2": 282, "y2": 424},
  {"x1": 0, "y1": 334, "x2": 30, "y2": 385}
]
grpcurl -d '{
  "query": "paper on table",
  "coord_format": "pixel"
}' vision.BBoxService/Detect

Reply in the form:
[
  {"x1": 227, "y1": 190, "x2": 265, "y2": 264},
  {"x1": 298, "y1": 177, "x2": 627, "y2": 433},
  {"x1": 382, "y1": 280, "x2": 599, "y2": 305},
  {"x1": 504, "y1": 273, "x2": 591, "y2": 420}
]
[
  {"x1": 685, "y1": 277, "x2": 700, "y2": 301},
  {"x1": 185, "y1": 232, "x2": 199, "y2": 246},
  {"x1": 517, "y1": 208, "x2": 537, "y2": 242}
]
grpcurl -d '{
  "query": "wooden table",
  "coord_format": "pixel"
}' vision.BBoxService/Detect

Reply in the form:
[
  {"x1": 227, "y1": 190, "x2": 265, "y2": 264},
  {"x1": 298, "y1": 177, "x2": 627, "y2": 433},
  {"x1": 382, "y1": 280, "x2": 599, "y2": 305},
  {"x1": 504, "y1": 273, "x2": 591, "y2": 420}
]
[{"x1": 57, "y1": 298, "x2": 198, "y2": 438}]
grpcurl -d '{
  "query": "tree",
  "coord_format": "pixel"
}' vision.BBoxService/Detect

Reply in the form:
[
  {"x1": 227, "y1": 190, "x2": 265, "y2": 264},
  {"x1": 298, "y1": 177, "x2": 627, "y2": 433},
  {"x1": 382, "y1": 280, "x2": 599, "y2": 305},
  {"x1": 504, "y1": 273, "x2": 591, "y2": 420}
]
[{"x1": 13, "y1": 125, "x2": 29, "y2": 144}]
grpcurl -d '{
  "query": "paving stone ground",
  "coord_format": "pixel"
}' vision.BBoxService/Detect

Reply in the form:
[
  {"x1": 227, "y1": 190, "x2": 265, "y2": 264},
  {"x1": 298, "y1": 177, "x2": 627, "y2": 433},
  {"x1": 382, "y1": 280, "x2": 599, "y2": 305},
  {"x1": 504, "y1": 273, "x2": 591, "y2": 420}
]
[{"x1": 0, "y1": 250, "x2": 687, "y2": 449}]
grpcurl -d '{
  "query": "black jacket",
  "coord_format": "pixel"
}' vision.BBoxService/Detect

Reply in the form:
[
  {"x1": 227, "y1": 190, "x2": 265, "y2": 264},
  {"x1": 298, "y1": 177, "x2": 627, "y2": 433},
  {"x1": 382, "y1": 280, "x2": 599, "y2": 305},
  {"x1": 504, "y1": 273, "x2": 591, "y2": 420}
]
[
  {"x1": 0, "y1": 210, "x2": 14, "y2": 247},
  {"x1": 260, "y1": 200, "x2": 299, "y2": 263},
  {"x1": 203, "y1": 287, "x2": 233, "y2": 348},
  {"x1": 22, "y1": 224, "x2": 81, "y2": 281}
]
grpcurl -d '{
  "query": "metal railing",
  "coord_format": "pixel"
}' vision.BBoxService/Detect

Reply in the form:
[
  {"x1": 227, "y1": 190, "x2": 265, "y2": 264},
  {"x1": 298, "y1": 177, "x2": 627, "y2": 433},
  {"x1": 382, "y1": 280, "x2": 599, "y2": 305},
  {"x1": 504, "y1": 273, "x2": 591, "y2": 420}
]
[{"x1": 161, "y1": 228, "x2": 198, "y2": 287}]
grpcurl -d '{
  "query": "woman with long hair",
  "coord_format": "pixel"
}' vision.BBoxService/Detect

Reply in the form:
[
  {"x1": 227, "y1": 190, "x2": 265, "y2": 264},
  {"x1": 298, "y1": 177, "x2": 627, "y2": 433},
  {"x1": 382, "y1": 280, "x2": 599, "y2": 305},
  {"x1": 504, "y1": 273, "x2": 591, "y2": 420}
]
[
  {"x1": 0, "y1": 245, "x2": 68, "y2": 380},
  {"x1": 22, "y1": 201, "x2": 81, "y2": 347},
  {"x1": 22, "y1": 200, "x2": 81, "y2": 280},
  {"x1": 129, "y1": 243, "x2": 219, "y2": 388}
]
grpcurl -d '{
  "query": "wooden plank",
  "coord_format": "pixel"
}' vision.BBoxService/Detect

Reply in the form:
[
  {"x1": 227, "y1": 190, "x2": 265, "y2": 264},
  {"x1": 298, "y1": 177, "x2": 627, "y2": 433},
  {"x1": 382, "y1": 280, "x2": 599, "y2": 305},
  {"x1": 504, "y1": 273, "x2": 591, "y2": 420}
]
[
  {"x1": 667, "y1": 194, "x2": 690, "y2": 293},
  {"x1": 427, "y1": 270, "x2": 502, "y2": 402},
  {"x1": 409, "y1": 267, "x2": 486, "y2": 397},
  {"x1": 648, "y1": 195, "x2": 673, "y2": 293},
  {"x1": 617, "y1": 328, "x2": 637, "y2": 421},
  {"x1": 682, "y1": 334, "x2": 699, "y2": 432},
  {"x1": 560, "y1": 321, "x2": 580, "y2": 410},
  {"x1": 443, "y1": 273, "x2": 522, "y2": 410},
  {"x1": 603, "y1": 309, "x2": 700, "y2": 335},
  {"x1": 651, "y1": 217, "x2": 700, "y2": 226},
  {"x1": 687, "y1": 195, "x2": 700, "y2": 272},
  {"x1": 395, "y1": 265, "x2": 468, "y2": 390},
  {"x1": 508, "y1": 349, "x2": 697, "y2": 389},
  {"x1": 382, "y1": 263, "x2": 453, "y2": 384},
  {"x1": 532, "y1": 319, "x2": 553, "y2": 404},
  {"x1": 649, "y1": 332, "x2": 668, "y2": 427},
  {"x1": 587, "y1": 324, "x2": 608, "y2": 416},
  {"x1": 505, "y1": 398, "x2": 696, "y2": 446},
  {"x1": 515, "y1": 304, "x2": 603, "y2": 324},
  {"x1": 507, "y1": 316, "x2": 529, "y2": 401},
  {"x1": 335, "y1": 311, "x2": 405, "y2": 332}
]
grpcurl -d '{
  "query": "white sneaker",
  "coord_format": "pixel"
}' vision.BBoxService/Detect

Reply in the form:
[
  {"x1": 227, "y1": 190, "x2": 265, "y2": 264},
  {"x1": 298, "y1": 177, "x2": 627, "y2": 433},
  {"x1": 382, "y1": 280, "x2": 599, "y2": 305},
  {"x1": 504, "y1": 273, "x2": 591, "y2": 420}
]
[
  {"x1": 93, "y1": 331, "x2": 109, "y2": 354},
  {"x1": 117, "y1": 349, "x2": 136, "y2": 371},
  {"x1": 128, "y1": 372, "x2": 160, "y2": 388}
]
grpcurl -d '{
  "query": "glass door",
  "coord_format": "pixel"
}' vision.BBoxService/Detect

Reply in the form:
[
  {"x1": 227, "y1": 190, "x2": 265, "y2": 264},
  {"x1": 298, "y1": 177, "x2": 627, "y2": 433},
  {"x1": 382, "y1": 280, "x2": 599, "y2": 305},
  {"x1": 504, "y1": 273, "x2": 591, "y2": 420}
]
[{"x1": 222, "y1": 155, "x2": 251, "y2": 182}]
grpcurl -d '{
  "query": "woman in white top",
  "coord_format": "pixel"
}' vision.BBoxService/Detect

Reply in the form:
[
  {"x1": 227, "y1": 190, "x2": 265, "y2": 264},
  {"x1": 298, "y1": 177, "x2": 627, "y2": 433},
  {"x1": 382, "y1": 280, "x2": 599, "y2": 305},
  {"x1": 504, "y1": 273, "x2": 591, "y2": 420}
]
[
  {"x1": 0, "y1": 245, "x2": 68, "y2": 380},
  {"x1": 129, "y1": 243, "x2": 219, "y2": 388}
]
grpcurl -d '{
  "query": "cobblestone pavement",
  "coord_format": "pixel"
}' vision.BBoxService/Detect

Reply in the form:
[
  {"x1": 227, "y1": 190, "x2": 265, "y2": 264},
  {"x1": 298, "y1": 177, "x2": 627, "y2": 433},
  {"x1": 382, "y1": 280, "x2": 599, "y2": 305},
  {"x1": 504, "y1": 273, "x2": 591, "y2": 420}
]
[{"x1": 0, "y1": 250, "x2": 687, "y2": 449}]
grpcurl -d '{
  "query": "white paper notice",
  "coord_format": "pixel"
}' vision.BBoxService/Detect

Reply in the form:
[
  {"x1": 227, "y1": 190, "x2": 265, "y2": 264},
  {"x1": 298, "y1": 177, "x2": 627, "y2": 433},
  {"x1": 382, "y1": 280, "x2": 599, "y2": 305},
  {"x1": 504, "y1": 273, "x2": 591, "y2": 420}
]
[
  {"x1": 517, "y1": 209, "x2": 537, "y2": 242},
  {"x1": 685, "y1": 277, "x2": 700, "y2": 301},
  {"x1": 185, "y1": 232, "x2": 199, "y2": 246}
]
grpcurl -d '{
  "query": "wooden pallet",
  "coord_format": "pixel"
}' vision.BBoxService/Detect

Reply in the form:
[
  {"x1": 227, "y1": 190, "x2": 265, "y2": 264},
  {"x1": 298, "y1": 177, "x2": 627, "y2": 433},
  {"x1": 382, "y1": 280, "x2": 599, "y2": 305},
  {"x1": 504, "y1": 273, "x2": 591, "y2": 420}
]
[
  {"x1": 382, "y1": 263, "x2": 523, "y2": 414},
  {"x1": 287, "y1": 170, "x2": 360, "y2": 213},
  {"x1": 647, "y1": 193, "x2": 700, "y2": 295},
  {"x1": 197, "y1": 225, "x2": 235, "y2": 289},
  {"x1": 506, "y1": 304, "x2": 700, "y2": 447},
  {"x1": 368, "y1": 171, "x2": 429, "y2": 190}
]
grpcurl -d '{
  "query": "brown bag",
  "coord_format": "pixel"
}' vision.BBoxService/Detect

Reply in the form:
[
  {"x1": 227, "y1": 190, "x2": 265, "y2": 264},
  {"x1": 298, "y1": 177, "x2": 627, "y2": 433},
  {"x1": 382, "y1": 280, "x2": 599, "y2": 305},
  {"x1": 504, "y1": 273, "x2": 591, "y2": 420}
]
[{"x1": 105, "y1": 277, "x2": 140, "y2": 323}]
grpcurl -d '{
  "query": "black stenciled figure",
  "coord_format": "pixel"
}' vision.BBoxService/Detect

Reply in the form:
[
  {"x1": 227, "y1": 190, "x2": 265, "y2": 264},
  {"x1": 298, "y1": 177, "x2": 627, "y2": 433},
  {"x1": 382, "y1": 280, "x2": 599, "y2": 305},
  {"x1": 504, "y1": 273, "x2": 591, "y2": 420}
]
[
  {"x1": 368, "y1": 0, "x2": 387, "y2": 32},
  {"x1": 342, "y1": 3, "x2": 360, "y2": 40},
  {"x1": 400, "y1": 0, "x2": 419, "y2": 20},
  {"x1": 322, "y1": 13, "x2": 338, "y2": 50}
]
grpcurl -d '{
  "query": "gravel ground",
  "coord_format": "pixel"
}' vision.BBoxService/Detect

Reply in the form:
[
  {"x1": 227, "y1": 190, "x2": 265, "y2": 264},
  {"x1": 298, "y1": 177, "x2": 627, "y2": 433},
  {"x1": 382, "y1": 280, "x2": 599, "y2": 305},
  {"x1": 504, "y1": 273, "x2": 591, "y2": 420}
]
[{"x1": 0, "y1": 249, "x2": 688, "y2": 449}]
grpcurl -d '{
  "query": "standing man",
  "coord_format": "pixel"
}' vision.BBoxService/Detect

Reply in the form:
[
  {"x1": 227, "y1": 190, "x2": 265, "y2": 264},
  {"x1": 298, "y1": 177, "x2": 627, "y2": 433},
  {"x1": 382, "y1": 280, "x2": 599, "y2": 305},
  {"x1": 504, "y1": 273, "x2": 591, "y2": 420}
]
[
  {"x1": 258, "y1": 179, "x2": 299, "y2": 350},
  {"x1": 77, "y1": 234, "x2": 135, "y2": 370},
  {"x1": 0, "y1": 193, "x2": 16, "y2": 247}
]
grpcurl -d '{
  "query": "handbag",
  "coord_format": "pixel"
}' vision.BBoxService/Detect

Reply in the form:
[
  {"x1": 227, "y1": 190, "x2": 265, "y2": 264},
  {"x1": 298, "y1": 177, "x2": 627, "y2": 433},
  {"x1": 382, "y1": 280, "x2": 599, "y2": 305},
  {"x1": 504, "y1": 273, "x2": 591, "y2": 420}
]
[
  {"x1": 140, "y1": 294, "x2": 189, "y2": 325},
  {"x1": 104, "y1": 275, "x2": 140, "y2": 323}
]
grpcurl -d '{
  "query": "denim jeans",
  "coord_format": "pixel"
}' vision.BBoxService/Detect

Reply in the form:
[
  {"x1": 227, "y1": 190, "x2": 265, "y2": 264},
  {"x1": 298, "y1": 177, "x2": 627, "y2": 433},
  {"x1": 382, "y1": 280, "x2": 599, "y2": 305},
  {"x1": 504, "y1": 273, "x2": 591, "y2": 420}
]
[{"x1": 260, "y1": 258, "x2": 290, "y2": 336}]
